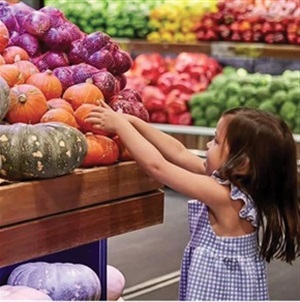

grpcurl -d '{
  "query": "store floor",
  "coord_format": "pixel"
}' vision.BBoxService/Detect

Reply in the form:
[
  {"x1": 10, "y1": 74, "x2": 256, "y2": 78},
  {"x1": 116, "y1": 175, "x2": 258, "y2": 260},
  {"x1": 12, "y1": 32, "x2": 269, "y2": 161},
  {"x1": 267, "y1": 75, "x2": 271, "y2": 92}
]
[{"x1": 108, "y1": 188, "x2": 300, "y2": 301}]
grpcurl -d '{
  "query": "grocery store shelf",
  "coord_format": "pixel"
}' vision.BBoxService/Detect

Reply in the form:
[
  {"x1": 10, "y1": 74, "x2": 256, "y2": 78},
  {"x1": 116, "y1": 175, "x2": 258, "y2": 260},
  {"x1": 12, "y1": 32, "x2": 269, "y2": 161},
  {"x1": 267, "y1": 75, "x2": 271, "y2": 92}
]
[
  {"x1": 115, "y1": 39, "x2": 300, "y2": 60},
  {"x1": 210, "y1": 42, "x2": 300, "y2": 60},
  {"x1": 151, "y1": 123, "x2": 300, "y2": 143}
]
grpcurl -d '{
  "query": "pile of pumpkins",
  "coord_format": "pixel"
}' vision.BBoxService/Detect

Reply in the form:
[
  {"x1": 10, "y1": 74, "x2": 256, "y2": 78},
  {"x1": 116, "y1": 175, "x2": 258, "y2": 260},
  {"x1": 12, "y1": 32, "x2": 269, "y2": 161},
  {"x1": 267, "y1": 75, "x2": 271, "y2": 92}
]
[
  {"x1": 0, "y1": 262, "x2": 125, "y2": 301},
  {"x1": 0, "y1": 20, "x2": 132, "y2": 182},
  {"x1": 0, "y1": 10, "x2": 128, "y2": 301}
]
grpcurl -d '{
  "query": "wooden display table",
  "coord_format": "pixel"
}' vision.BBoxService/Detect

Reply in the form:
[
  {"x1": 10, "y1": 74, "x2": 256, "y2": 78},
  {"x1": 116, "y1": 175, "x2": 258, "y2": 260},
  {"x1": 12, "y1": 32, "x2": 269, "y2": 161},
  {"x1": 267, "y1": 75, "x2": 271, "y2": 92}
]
[{"x1": 0, "y1": 161, "x2": 164, "y2": 298}]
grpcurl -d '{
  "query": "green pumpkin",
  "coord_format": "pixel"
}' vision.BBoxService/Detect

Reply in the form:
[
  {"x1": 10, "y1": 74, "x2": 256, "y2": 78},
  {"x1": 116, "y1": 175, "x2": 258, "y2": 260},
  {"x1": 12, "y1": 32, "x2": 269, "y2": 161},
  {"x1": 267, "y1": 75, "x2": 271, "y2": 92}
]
[
  {"x1": 0, "y1": 76, "x2": 10, "y2": 121},
  {"x1": 0, "y1": 122, "x2": 88, "y2": 180}
]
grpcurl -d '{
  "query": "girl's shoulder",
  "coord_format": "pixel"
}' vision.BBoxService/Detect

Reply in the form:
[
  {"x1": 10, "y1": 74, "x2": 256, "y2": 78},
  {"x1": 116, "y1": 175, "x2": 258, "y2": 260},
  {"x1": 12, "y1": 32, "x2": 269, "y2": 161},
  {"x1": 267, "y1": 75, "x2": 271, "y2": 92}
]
[{"x1": 211, "y1": 171, "x2": 258, "y2": 227}]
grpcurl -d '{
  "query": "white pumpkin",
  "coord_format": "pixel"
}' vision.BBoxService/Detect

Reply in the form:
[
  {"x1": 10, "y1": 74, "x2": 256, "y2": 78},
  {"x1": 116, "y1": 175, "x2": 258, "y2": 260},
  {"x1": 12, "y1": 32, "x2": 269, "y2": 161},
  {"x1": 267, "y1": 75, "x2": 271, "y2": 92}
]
[
  {"x1": 7, "y1": 262, "x2": 101, "y2": 300},
  {"x1": 107, "y1": 265, "x2": 126, "y2": 301},
  {"x1": 0, "y1": 285, "x2": 52, "y2": 300}
]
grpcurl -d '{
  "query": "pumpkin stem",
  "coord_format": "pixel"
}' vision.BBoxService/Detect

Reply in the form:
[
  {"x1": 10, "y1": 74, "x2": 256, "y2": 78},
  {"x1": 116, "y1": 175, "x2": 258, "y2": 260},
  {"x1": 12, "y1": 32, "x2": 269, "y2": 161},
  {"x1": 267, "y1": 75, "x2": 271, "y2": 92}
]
[
  {"x1": 18, "y1": 94, "x2": 27, "y2": 103},
  {"x1": 86, "y1": 78, "x2": 93, "y2": 84},
  {"x1": 14, "y1": 54, "x2": 21, "y2": 63},
  {"x1": 45, "y1": 69, "x2": 53, "y2": 75}
]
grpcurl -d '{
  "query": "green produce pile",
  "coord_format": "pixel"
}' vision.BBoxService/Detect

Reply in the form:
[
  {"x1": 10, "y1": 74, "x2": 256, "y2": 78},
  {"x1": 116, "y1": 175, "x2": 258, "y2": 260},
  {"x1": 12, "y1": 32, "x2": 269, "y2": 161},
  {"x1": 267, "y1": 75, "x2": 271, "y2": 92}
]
[
  {"x1": 45, "y1": 0, "x2": 160, "y2": 38},
  {"x1": 189, "y1": 68, "x2": 300, "y2": 134}
]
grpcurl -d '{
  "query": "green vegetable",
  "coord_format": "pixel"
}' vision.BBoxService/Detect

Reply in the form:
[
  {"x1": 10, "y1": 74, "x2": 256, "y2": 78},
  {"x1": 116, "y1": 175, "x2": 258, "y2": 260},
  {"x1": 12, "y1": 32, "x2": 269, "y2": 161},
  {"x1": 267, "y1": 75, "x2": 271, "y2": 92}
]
[
  {"x1": 226, "y1": 96, "x2": 241, "y2": 109},
  {"x1": 268, "y1": 78, "x2": 287, "y2": 94},
  {"x1": 249, "y1": 74, "x2": 269, "y2": 87},
  {"x1": 259, "y1": 99, "x2": 277, "y2": 114},
  {"x1": 191, "y1": 107, "x2": 204, "y2": 120},
  {"x1": 224, "y1": 82, "x2": 241, "y2": 96},
  {"x1": 216, "y1": 91, "x2": 227, "y2": 104},
  {"x1": 222, "y1": 66, "x2": 236, "y2": 75},
  {"x1": 293, "y1": 105, "x2": 300, "y2": 134},
  {"x1": 205, "y1": 105, "x2": 221, "y2": 121},
  {"x1": 279, "y1": 102, "x2": 297, "y2": 123},
  {"x1": 287, "y1": 87, "x2": 300, "y2": 104},
  {"x1": 189, "y1": 91, "x2": 215, "y2": 108},
  {"x1": 240, "y1": 85, "x2": 257, "y2": 101},
  {"x1": 256, "y1": 86, "x2": 270, "y2": 102},
  {"x1": 45, "y1": 0, "x2": 155, "y2": 38},
  {"x1": 194, "y1": 118, "x2": 208, "y2": 127},
  {"x1": 244, "y1": 98, "x2": 259, "y2": 108},
  {"x1": 209, "y1": 74, "x2": 228, "y2": 91},
  {"x1": 196, "y1": 68, "x2": 298, "y2": 132},
  {"x1": 282, "y1": 70, "x2": 300, "y2": 82},
  {"x1": 209, "y1": 120, "x2": 219, "y2": 128},
  {"x1": 272, "y1": 90, "x2": 288, "y2": 108},
  {"x1": 236, "y1": 68, "x2": 248, "y2": 77}
]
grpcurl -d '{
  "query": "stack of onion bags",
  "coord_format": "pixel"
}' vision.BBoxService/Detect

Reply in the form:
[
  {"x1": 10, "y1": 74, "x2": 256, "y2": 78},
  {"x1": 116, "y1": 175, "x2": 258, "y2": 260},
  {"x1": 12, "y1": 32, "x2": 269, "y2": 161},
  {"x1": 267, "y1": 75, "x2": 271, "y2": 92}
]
[{"x1": 0, "y1": 0, "x2": 149, "y2": 120}]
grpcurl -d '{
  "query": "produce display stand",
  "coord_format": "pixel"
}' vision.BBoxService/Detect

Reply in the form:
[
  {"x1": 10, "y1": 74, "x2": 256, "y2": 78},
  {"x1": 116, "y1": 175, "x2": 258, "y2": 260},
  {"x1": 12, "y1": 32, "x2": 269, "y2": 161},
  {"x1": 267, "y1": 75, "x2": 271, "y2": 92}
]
[{"x1": 0, "y1": 161, "x2": 164, "y2": 300}]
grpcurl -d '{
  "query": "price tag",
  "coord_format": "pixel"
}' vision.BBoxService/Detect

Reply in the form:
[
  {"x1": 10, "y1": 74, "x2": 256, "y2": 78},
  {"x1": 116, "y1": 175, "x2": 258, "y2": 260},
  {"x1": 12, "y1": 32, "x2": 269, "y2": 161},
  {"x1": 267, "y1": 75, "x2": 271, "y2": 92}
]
[
  {"x1": 211, "y1": 42, "x2": 236, "y2": 57},
  {"x1": 211, "y1": 42, "x2": 263, "y2": 58}
]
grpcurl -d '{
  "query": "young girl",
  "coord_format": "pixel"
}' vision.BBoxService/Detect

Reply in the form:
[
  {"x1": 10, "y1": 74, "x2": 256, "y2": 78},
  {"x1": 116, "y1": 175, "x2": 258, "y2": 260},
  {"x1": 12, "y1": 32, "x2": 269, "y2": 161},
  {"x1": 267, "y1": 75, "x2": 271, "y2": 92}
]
[{"x1": 86, "y1": 104, "x2": 300, "y2": 301}]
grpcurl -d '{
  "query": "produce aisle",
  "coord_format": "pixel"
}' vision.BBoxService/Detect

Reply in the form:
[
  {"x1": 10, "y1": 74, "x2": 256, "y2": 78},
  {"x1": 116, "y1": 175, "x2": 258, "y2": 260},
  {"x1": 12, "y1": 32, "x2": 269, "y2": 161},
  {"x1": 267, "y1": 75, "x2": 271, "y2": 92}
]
[
  {"x1": 0, "y1": 0, "x2": 299, "y2": 300},
  {"x1": 42, "y1": 0, "x2": 300, "y2": 130}
]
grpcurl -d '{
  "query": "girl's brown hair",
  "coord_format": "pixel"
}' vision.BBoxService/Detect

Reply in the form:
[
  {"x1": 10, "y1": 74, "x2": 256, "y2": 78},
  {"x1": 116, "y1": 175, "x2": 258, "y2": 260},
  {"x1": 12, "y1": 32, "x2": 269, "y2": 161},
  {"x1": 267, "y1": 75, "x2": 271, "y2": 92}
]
[{"x1": 218, "y1": 107, "x2": 300, "y2": 263}]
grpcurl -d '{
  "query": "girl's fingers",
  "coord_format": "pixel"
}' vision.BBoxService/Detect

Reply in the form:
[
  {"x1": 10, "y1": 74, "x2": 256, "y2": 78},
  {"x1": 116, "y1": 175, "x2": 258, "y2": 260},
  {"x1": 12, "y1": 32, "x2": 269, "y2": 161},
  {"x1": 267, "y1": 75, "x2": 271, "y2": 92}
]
[
  {"x1": 92, "y1": 124, "x2": 103, "y2": 129},
  {"x1": 100, "y1": 100, "x2": 112, "y2": 110},
  {"x1": 90, "y1": 106, "x2": 105, "y2": 113},
  {"x1": 84, "y1": 117, "x2": 100, "y2": 124},
  {"x1": 86, "y1": 112, "x2": 102, "y2": 119}
]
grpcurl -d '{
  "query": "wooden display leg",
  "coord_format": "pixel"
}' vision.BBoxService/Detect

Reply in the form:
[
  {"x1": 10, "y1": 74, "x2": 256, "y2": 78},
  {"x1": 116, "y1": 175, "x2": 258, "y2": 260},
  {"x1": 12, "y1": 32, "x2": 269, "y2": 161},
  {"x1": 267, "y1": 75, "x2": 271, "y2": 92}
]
[{"x1": 100, "y1": 239, "x2": 107, "y2": 300}]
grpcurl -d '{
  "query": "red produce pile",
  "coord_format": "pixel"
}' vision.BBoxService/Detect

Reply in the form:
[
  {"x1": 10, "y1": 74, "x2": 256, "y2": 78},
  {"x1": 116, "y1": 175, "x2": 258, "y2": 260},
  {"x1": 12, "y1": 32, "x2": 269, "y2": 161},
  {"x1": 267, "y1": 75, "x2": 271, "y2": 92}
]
[
  {"x1": 126, "y1": 52, "x2": 222, "y2": 125},
  {"x1": 194, "y1": 0, "x2": 300, "y2": 44}
]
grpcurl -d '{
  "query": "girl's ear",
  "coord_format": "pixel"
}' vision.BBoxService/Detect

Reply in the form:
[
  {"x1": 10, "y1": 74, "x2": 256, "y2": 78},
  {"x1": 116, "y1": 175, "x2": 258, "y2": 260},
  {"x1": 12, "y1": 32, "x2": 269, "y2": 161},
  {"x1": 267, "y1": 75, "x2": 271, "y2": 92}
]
[{"x1": 234, "y1": 155, "x2": 250, "y2": 176}]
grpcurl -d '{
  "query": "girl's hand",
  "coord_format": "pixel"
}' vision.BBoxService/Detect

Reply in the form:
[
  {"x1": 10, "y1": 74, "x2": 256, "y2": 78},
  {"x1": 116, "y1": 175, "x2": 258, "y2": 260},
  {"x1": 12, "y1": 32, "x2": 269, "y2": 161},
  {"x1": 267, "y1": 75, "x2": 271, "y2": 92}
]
[{"x1": 85, "y1": 101, "x2": 125, "y2": 133}]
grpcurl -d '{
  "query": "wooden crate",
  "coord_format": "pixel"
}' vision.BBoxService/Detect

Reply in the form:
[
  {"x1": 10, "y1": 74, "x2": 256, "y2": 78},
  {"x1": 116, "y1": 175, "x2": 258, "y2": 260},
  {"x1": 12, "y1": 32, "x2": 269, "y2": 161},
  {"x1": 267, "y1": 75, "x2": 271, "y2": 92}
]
[{"x1": 0, "y1": 161, "x2": 164, "y2": 267}]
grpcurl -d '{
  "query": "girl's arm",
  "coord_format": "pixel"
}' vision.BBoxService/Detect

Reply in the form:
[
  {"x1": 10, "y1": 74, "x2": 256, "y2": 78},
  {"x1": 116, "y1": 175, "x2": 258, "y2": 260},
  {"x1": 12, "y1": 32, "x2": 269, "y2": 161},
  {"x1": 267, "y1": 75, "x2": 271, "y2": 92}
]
[
  {"x1": 85, "y1": 107, "x2": 229, "y2": 210},
  {"x1": 125, "y1": 114, "x2": 205, "y2": 174}
]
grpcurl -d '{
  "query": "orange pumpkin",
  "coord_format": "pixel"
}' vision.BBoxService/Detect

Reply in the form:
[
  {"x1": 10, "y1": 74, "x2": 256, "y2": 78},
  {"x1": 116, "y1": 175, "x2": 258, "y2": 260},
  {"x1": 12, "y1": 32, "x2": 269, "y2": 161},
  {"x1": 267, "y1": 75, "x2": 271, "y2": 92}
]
[
  {"x1": 14, "y1": 60, "x2": 39, "y2": 81},
  {"x1": 2, "y1": 46, "x2": 29, "y2": 64},
  {"x1": 47, "y1": 98, "x2": 74, "y2": 115},
  {"x1": 26, "y1": 69, "x2": 63, "y2": 100},
  {"x1": 0, "y1": 64, "x2": 24, "y2": 87},
  {"x1": 40, "y1": 108, "x2": 78, "y2": 128},
  {"x1": 112, "y1": 135, "x2": 133, "y2": 161},
  {"x1": 0, "y1": 54, "x2": 5, "y2": 65},
  {"x1": 63, "y1": 82, "x2": 104, "y2": 110},
  {"x1": 0, "y1": 21, "x2": 9, "y2": 53},
  {"x1": 74, "y1": 103, "x2": 112, "y2": 136},
  {"x1": 6, "y1": 84, "x2": 48, "y2": 124},
  {"x1": 80, "y1": 133, "x2": 119, "y2": 168}
]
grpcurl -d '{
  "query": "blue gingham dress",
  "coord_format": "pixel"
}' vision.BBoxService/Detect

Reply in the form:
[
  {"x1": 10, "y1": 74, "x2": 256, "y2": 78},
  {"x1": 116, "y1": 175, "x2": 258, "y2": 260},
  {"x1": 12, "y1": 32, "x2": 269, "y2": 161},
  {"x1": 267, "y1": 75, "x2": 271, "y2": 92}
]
[{"x1": 179, "y1": 173, "x2": 269, "y2": 301}]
